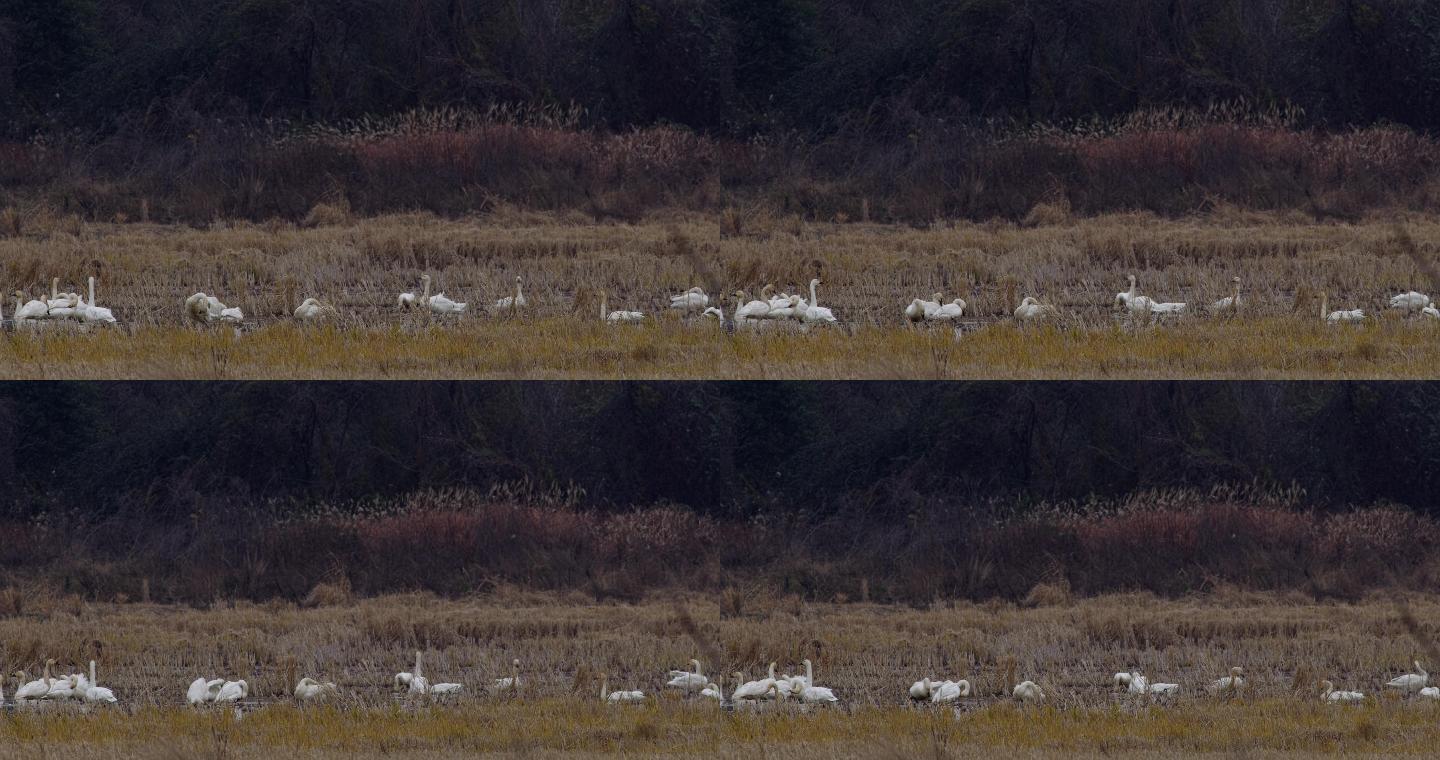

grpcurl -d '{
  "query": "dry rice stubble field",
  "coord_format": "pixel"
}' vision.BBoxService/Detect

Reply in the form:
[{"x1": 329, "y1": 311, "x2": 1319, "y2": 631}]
[
  {"x1": 4, "y1": 211, "x2": 1440, "y2": 378},
  {"x1": 3, "y1": 591, "x2": 1440, "y2": 757}
]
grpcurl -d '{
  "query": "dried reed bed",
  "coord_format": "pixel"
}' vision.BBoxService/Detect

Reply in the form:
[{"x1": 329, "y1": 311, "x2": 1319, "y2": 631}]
[
  {"x1": 3, "y1": 593, "x2": 1440, "y2": 757},
  {"x1": 3, "y1": 213, "x2": 1440, "y2": 378}
]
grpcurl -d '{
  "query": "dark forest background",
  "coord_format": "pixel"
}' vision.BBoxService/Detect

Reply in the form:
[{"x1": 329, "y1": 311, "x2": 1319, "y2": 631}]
[
  {"x1": 2, "y1": 382, "x2": 1440, "y2": 604},
  {"x1": 3, "y1": 382, "x2": 1439, "y2": 517},
  {"x1": 5, "y1": 0, "x2": 1440, "y2": 137}
]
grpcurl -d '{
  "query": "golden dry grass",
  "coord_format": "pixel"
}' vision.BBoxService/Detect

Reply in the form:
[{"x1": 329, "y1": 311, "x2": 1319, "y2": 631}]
[
  {"x1": 4, "y1": 211, "x2": 1440, "y2": 378},
  {"x1": 3, "y1": 591, "x2": 1440, "y2": 757}
]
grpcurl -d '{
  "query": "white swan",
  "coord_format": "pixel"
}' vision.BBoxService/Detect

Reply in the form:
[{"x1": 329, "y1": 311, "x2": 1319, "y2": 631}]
[
  {"x1": 1424, "y1": 305, "x2": 1440, "y2": 319},
  {"x1": 1150, "y1": 301, "x2": 1187, "y2": 315},
  {"x1": 214, "y1": 680, "x2": 248, "y2": 703},
  {"x1": 700, "y1": 681, "x2": 723, "y2": 700},
  {"x1": 421, "y1": 275, "x2": 467, "y2": 314},
  {"x1": 1113, "y1": 671, "x2": 1148, "y2": 695},
  {"x1": 493, "y1": 276, "x2": 526, "y2": 312},
  {"x1": 1013, "y1": 681, "x2": 1045, "y2": 703},
  {"x1": 799, "y1": 682, "x2": 839, "y2": 704},
  {"x1": 930, "y1": 679, "x2": 971, "y2": 703},
  {"x1": 1015, "y1": 296, "x2": 1058, "y2": 322},
  {"x1": 1389, "y1": 291, "x2": 1432, "y2": 312},
  {"x1": 81, "y1": 660, "x2": 116, "y2": 704},
  {"x1": 1115, "y1": 275, "x2": 1154, "y2": 316},
  {"x1": 701, "y1": 306, "x2": 724, "y2": 322},
  {"x1": 77, "y1": 278, "x2": 116, "y2": 323},
  {"x1": 430, "y1": 682, "x2": 464, "y2": 695},
  {"x1": 294, "y1": 677, "x2": 337, "y2": 701},
  {"x1": 492, "y1": 659, "x2": 522, "y2": 692},
  {"x1": 669, "y1": 287, "x2": 709, "y2": 312},
  {"x1": 294, "y1": 297, "x2": 334, "y2": 321},
  {"x1": 187, "y1": 677, "x2": 215, "y2": 705},
  {"x1": 732, "y1": 669, "x2": 777, "y2": 701},
  {"x1": 218, "y1": 305, "x2": 244, "y2": 323},
  {"x1": 15, "y1": 664, "x2": 52, "y2": 703},
  {"x1": 14, "y1": 292, "x2": 49, "y2": 322},
  {"x1": 601, "y1": 290, "x2": 645, "y2": 323},
  {"x1": 1321, "y1": 680, "x2": 1365, "y2": 703},
  {"x1": 1209, "y1": 277, "x2": 1241, "y2": 313},
  {"x1": 1321, "y1": 292, "x2": 1364, "y2": 324},
  {"x1": 1386, "y1": 661, "x2": 1429, "y2": 693},
  {"x1": 45, "y1": 674, "x2": 80, "y2": 700},
  {"x1": 1419, "y1": 686, "x2": 1440, "y2": 699},
  {"x1": 909, "y1": 677, "x2": 935, "y2": 700},
  {"x1": 931, "y1": 298, "x2": 967, "y2": 322},
  {"x1": 1208, "y1": 667, "x2": 1245, "y2": 694},
  {"x1": 601, "y1": 673, "x2": 645, "y2": 703},
  {"x1": 905, "y1": 294, "x2": 943, "y2": 324},
  {"x1": 734, "y1": 287, "x2": 773, "y2": 324},
  {"x1": 766, "y1": 295, "x2": 802, "y2": 320},
  {"x1": 1148, "y1": 682, "x2": 1181, "y2": 695},
  {"x1": 798, "y1": 279, "x2": 837, "y2": 324},
  {"x1": 666, "y1": 660, "x2": 707, "y2": 691}
]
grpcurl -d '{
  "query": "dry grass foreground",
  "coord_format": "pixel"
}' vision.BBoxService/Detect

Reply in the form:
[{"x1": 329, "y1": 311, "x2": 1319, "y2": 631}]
[
  {"x1": 3, "y1": 591, "x2": 1440, "y2": 757},
  {"x1": 4, "y1": 211, "x2": 1440, "y2": 378}
]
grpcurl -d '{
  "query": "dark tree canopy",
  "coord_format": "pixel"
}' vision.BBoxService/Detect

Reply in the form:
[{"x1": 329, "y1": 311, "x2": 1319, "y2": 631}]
[{"x1": 4, "y1": 1, "x2": 1440, "y2": 139}]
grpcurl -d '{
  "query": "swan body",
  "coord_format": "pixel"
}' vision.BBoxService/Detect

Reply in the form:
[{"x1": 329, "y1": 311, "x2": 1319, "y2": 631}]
[
  {"x1": 1209, "y1": 278, "x2": 1242, "y2": 313},
  {"x1": 493, "y1": 276, "x2": 526, "y2": 311},
  {"x1": 600, "y1": 291, "x2": 644, "y2": 323},
  {"x1": 14, "y1": 293, "x2": 49, "y2": 321},
  {"x1": 82, "y1": 661, "x2": 116, "y2": 704},
  {"x1": 418, "y1": 275, "x2": 466, "y2": 314},
  {"x1": 909, "y1": 678, "x2": 935, "y2": 700},
  {"x1": 1390, "y1": 291, "x2": 1432, "y2": 312},
  {"x1": 799, "y1": 279, "x2": 837, "y2": 324},
  {"x1": 46, "y1": 675, "x2": 79, "y2": 700},
  {"x1": 1208, "y1": 667, "x2": 1245, "y2": 694},
  {"x1": 294, "y1": 298, "x2": 333, "y2": 320},
  {"x1": 701, "y1": 306, "x2": 724, "y2": 322},
  {"x1": 700, "y1": 682, "x2": 723, "y2": 700},
  {"x1": 15, "y1": 666, "x2": 51, "y2": 702},
  {"x1": 732, "y1": 668, "x2": 778, "y2": 701},
  {"x1": 799, "y1": 684, "x2": 838, "y2": 703},
  {"x1": 294, "y1": 677, "x2": 337, "y2": 701},
  {"x1": 1386, "y1": 661, "x2": 1429, "y2": 693},
  {"x1": 1424, "y1": 305, "x2": 1440, "y2": 319},
  {"x1": 1114, "y1": 672, "x2": 1148, "y2": 694},
  {"x1": 1419, "y1": 686, "x2": 1440, "y2": 699},
  {"x1": 1150, "y1": 301, "x2": 1187, "y2": 315},
  {"x1": 398, "y1": 291, "x2": 419, "y2": 309},
  {"x1": 187, "y1": 677, "x2": 216, "y2": 705},
  {"x1": 1115, "y1": 276, "x2": 1152, "y2": 316},
  {"x1": 430, "y1": 682, "x2": 464, "y2": 695},
  {"x1": 905, "y1": 294, "x2": 943, "y2": 323},
  {"x1": 930, "y1": 679, "x2": 971, "y2": 703},
  {"x1": 601, "y1": 674, "x2": 645, "y2": 703},
  {"x1": 1149, "y1": 682, "x2": 1181, "y2": 695},
  {"x1": 1321, "y1": 680, "x2": 1365, "y2": 703},
  {"x1": 666, "y1": 660, "x2": 707, "y2": 691},
  {"x1": 669, "y1": 287, "x2": 709, "y2": 311},
  {"x1": 214, "y1": 680, "x2": 249, "y2": 703},
  {"x1": 1320, "y1": 292, "x2": 1364, "y2": 323},
  {"x1": 492, "y1": 659, "x2": 522, "y2": 692},
  {"x1": 1015, "y1": 296, "x2": 1057, "y2": 322},
  {"x1": 765, "y1": 295, "x2": 802, "y2": 320},
  {"x1": 735, "y1": 287, "x2": 774, "y2": 323},
  {"x1": 218, "y1": 306, "x2": 244, "y2": 323},
  {"x1": 931, "y1": 298, "x2": 967, "y2": 321},
  {"x1": 1013, "y1": 681, "x2": 1045, "y2": 702}
]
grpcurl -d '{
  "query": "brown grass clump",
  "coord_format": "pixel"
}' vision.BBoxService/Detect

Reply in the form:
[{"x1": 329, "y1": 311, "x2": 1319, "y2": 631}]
[
  {"x1": 0, "y1": 206, "x2": 20, "y2": 237},
  {"x1": 1022, "y1": 579, "x2": 1072, "y2": 608},
  {"x1": 302, "y1": 198, "x2": 352, "y2": 227}
]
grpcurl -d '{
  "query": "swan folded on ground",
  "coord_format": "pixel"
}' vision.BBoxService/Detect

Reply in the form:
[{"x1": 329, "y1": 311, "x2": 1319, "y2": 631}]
[
  {"x1": 1148, "y1": 682, "x2": 1181, "y2": 695},
  {"x1": 81, "y1": 660, "x2": 116, "y2": 704},
  {"x1": 1013, "y1": 681, "x2": 1045, "y2": 702},
  {"x1": 666, "y1": 660, "x2": 707, "y2": 691},
  {"x1": 491, "y1": 659, "x2": 522, "y2": 692},
  {"x1": 1419, "y1": 686, "x2": 1440, "y2": 699},
  {"x1": 1321, "y1": 680, "x2": 1365, "y2": 703},
  {"x1": 909, "y1": 678, "x2": 935, "y2": 700},
  {"x1": 1321, "y1": 292, "x2": 1365, "y2": 324},
  {"x1": 214, "y1": 680, "x2": 249, "y2": 703},
  {"x1": 1209, "y1": 277, "x2": 1242, "y2": 314},
  {"x1": 493, "y1": 276, "x2": 526, "y2": 312},
  {"x1": 905, "y1": 294, "x2": 943, "y2": 324},
  {"x1": 14, "y1": 663, "x2": 54, "y2": 703},
  {"x1": 1386, "y1": 661, "x2": 1429, "y2": 693},
  {"x1": 1424, "y1": 305, "x2": 1440, "y2": 319},
  {"x1": 294, "y1": 677, "x2": 337, "y2": 701},
  {"x1": 421, "y1": 275, "x2": 467, "y2": 314},
  {"x1": 187, "y1": 677, "x2": 222, "y2": 705},
  {"x1": 930, "y1": 298, "x2": 967, "y2": 322},
  {"x1": 930, "y1": 679, "x2": 971, "y2": 703},
  {"x1": 294, "y1": 297, "x2": 334, "y2": 321},
  {"x1": 601, "y1": 290, "x2": 645, "y2": 323},
  {"x1": 429, "y1": 682, "x2": 464, "y2": 695},
  {"x1": 1150, "y1": 301, "x2": 1187, "y2": 315},
  {"x1": 1389, "y1": 291, "x2": 1432, "y2": 312},
  {"x1": 1015, "y1": 296, "x2": 1058, "y2": 322},
  {"x1": 77, "y1": 277, "x2": 116, "y2": 323},
  {"x1": 732, "y1": 668, "x2": 778, "y2": 701},
  {"x1": 1208, "y1": 667, "x2": 1245, "y2": 694},
  {"x1": 765, "y1": 295, "x2": 802, "y2": 320},
  {"x1": 601, "y1": 673, "x2": 645, "y2": 703},
  {"x1": 669, "y1": 287, "x2": 709, "y2": 312},
  {"x1": 734, "y1": 287, "x2": 773, "y2": 324},
  {"x1": 700, "y1": 681, "x2": 723, "y2": 700},
  {"x1": 14, "y1": 292, "x2": 49, "y2": 322}
]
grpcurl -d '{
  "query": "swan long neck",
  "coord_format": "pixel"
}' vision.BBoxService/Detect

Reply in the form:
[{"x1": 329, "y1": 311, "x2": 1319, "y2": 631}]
[
  {"x1": 1320, "y1": 292, "x2": 1327, "y2": 321},
  {"x1": 600, "y1": 291, "x2": 608, "y2": 321},
  {"x1": 51, "y1": 277, "x2": 58, "y2": 300},
  {"x1": 767, "y1": 662, "x2": 776, "y2": 681},
  {"x1": 89, "y1": 276, "x2": 96, "y2": 306},
  {"x1": 90, "y1": 660, "x2": 97, "y2": 685},
  {"x1": 414, "y1": 651, "x2": 423, "y2": 680},
  {"x1": 692, "y1": 659, "x2": 703, "y2": 679},
  {"x1": 43, "y1": 661, "x2": 53, "y2": 683},
  {"x1": 600, "y1": 675, "x2": 608, "y2": 700},
  {"x1": 805, "y1": 659, "x2": 813, "y2": 684},
  {"x1": 1126, "y1": 275, "x2": 1136, "y2": 298},
  {"x1": 1418, "y1": 661, "x2": 1428, "y2": 677},
  {"x1": 809, "y1": 279, "x2": 819, "y2": 306},
  {"x1": 422, "y1": 276, "x2": 431, "y2": 301},
  {"x1": 960, "y1": 680, "x2": 972, "y2": 697}
]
